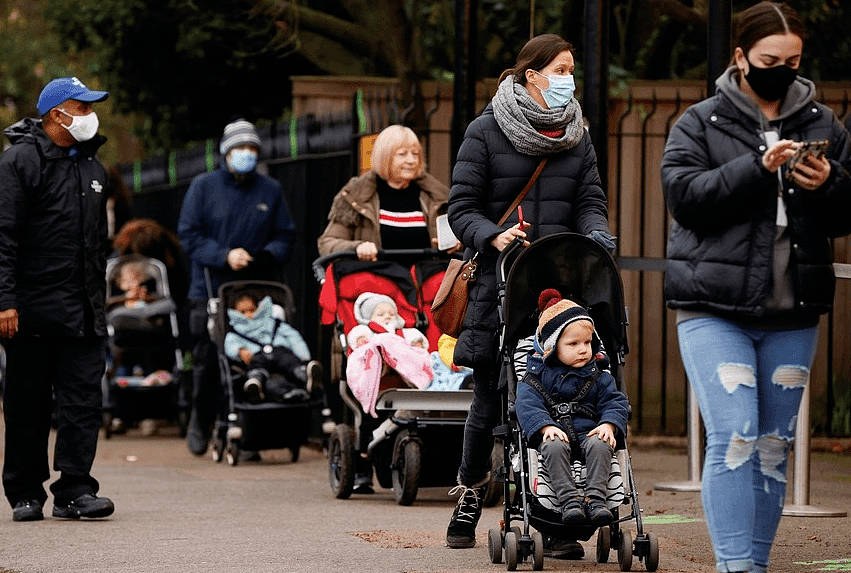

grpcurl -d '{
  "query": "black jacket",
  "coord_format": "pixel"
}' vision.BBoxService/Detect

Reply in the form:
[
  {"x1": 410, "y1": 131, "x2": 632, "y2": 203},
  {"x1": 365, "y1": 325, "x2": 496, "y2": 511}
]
[
  {"x1": 661, "y1": 78, "x2": 851, "y2": 320},
  {"x1": 0, "y1": 118, "x2": 109, "y2": 336},
  {"x1": 448, "y1": 104, "x2": 610, "y2": 370}
]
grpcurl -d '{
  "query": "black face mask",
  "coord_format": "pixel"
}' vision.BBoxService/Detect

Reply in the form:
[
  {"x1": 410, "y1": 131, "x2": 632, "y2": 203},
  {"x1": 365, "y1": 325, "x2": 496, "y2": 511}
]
[{"x1": 744, "y1": 58, "x2": 798, "y2": 102}]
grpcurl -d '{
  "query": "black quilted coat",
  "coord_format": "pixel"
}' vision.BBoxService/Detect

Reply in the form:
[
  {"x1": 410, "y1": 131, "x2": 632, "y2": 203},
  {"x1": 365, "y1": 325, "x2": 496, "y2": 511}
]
[
  {"x1": 448, "y1": 104, "x2": 610, "y2": 371},
  {"x1": 661, "y1": 78, "x2": 851, "y2": 320}
]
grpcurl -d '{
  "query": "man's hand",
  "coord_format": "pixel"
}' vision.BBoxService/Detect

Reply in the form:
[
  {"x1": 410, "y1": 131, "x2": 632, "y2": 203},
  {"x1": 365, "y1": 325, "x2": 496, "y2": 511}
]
[
  {"x1": 227, "y1": 248, "x2": 253, "y2": 271},
  {"x1": 587, "y1": 422, "x2": 617, "y2": 448},
  {"x1": 0, "y1": 308, "x2": 19, "y2": 338},
  {"x1": 541, "y1": 424, "x2": 568, "y2": 442}
]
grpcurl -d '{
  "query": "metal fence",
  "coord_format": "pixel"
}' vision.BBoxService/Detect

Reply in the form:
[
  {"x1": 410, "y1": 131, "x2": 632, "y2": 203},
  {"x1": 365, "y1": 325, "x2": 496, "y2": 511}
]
[{"x1": 121, "y1": 81, "x2": 851, "y2": 437}]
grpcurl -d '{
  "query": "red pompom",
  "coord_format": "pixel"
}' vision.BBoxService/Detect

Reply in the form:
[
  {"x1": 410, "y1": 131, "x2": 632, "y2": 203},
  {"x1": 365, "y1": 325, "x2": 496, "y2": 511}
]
[{"x1": 537, "y1": 288, "x2": 562, "y2": 313}]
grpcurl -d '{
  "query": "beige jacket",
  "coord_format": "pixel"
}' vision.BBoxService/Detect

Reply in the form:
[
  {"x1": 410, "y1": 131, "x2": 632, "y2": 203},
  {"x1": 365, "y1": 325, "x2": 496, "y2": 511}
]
[{"x1": 317, "y1": 171, "x2": 449, "y2": 256}]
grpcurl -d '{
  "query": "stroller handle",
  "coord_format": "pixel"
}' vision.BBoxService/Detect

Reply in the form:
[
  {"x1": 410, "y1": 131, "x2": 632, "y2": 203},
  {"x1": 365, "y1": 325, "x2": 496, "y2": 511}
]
[{"x1": 311, "y1": 248, "x2": 444, "y2": 284}]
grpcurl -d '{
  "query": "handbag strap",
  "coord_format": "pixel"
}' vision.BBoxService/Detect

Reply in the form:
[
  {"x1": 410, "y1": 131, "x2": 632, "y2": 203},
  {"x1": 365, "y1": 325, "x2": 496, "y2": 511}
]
[{"x1": 497, "y1": 157, "x2": 548, "y2": 226}]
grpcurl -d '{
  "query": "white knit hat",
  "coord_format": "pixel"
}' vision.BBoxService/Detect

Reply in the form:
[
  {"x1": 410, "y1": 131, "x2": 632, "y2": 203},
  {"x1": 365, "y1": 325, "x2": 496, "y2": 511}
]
[{"x1": 219, "y1": 118, "x2": 261, "y2": 156}]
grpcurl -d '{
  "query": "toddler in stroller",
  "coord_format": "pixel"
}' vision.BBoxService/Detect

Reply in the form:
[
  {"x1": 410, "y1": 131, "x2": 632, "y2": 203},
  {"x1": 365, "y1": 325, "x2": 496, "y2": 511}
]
[
  {"x1": 515, "y1": 290, "x2": 629, "y2": 527},
  {"x1": 486, "y1": 232, "x2": 658, "y2": 571},
  {"x1": 103, "y1": 256, "x2": 186, "y2": 437},
  {"x1": 208, "y1": 280, "x2": 323, "y2": 466},
  {"x1": 225, "y1": 291, "x2": 320, "y2": 404}
]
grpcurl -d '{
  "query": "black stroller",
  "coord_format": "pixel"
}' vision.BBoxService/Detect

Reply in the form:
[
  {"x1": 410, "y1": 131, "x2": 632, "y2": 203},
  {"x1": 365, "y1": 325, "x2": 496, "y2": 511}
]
[
  {"x1": 102, "y1": 254, "x2": 189, "y2": 437},
  {"x1": 207, "y1": 280, "x2": 323, "y2": 465},
  {"x1": 487, "y1": 233, "x2": 658, "y2": 571}
]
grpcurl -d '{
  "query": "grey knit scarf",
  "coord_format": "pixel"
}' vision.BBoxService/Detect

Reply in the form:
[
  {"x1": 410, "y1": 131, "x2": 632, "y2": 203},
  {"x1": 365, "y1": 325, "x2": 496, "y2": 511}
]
[{"x1": 492, "y1": 76, "x2": 585, "y2": 156}]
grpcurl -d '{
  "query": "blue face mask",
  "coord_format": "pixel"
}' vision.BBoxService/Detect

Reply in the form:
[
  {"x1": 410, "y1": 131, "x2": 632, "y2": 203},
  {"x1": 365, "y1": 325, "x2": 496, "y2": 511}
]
[
  {"x1": 228, "y1": 149, "x2": 258, "y2": 174},
  {"x1": 531, "y1": 71, "x2": 576, "y2": 109}
]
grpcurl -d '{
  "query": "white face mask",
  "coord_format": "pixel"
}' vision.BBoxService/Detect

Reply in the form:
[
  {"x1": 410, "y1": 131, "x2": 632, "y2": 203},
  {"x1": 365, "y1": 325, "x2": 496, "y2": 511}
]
[{"x1": 58, "y1": 108, "x2": 99, "y2": 142}]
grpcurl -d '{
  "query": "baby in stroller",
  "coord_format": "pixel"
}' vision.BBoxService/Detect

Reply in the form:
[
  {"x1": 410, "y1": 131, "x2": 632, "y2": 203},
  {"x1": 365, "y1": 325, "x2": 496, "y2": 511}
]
[
  {"x1": 344, "y1": 292, "x2": 433, "y2": 418},
  {"x1": 516, "y1": 289, "x2": 629, "y2": 527},
  {"x1": 107, "y1": 259, "x2": 177, "y2": 384},
  {"x1": 225, "y1": 290, "x2": 320, "y2": 404}
]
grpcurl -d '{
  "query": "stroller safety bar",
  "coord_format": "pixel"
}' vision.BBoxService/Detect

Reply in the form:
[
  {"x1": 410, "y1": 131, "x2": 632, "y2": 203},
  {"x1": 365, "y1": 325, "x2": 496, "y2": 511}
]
[{"x1": 374, "y1": 389, "x2": 473, "y2": 412}]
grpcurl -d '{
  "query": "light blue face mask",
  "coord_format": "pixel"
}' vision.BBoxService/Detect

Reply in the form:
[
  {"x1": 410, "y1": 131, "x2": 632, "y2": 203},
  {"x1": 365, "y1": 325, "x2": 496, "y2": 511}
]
[
  {"x1": 532, "y1": 71, "x2": 576, "y2": 109},
  {"x1": 228, "y1": 149, "x2": 258, "y2": 174}
]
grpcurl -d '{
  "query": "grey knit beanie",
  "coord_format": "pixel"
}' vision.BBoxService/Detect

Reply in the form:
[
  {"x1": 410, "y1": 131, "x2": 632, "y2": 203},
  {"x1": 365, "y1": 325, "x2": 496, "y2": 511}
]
[
  {"x1": 354, "y1": 292, "x2": 398, "y2": 325},
  {"x1": 219, "y1": 118, "x2": 261, "y2": 156}
]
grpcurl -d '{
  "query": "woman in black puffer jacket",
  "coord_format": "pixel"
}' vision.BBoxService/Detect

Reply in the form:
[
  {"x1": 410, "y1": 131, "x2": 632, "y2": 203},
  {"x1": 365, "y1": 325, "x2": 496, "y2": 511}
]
[
  {"x1": 661, "y1": 3, "x2": 851, "y2": 573},
  {"x1": 444, "y1": 33, "x2": 614, "y2": 550}
]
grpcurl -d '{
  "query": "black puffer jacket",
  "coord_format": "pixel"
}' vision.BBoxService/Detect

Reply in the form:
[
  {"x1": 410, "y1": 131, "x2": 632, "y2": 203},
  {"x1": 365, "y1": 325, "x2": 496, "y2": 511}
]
[
  {"x1": 0, "y1": 118, "x2": 109, "y2": 336},
  {"x1": 448, "y1": 104, "x2": 609, "y2": 370},
  {"x1": 661, "y1": 72, "x2": 851, "y2": 320}
]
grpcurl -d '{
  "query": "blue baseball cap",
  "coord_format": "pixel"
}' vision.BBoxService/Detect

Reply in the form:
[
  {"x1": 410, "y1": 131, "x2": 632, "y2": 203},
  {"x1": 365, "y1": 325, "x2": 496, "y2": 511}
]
[{"x1": 36, "y1": 76, "x2": 109, "y2": 116}]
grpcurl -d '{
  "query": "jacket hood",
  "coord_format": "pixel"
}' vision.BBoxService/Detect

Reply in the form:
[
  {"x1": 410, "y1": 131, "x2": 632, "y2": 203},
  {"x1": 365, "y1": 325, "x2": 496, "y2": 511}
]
[
  {"x1": 715, "y1": 66, "x2": 816, "y2": 125},
  {"x1": 227, "y1": 295, "x2": 274, "y2": 330}
]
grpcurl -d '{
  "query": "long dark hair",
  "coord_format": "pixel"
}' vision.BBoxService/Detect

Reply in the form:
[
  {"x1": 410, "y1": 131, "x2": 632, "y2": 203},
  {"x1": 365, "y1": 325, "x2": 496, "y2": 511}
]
[
  {"x1": 498, "y1": 34, "x2": 574, "y2": 85},
  {"x1": 732, "y1": 2, "x2": 806, "y2": 63}
]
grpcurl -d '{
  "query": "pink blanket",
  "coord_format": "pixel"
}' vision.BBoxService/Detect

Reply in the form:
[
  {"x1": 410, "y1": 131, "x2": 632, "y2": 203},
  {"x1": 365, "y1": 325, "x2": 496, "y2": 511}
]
[{"x1": 346, "y1": 332, "x2": 434, "y2": 417}]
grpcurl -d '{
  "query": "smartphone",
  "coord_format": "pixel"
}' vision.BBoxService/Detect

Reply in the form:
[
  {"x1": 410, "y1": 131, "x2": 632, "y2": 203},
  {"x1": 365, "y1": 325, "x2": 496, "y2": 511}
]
[
  {"x1": 436, "y1": 214, "x2": 457, "y2": 250},
  {"x1": 785, "y1": 139, "x2": 830, "y2": 180}
]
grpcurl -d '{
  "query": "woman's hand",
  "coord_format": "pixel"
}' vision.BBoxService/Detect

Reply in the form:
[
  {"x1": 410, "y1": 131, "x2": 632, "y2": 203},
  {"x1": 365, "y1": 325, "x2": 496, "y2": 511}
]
[
  {"x1": 541, "y1": 424, "x2": 568, "y2": 442},
  {"x1": 355, "y1": 241, "x2": 378, "y2": 261},
  {"x1": 587, "y1": 422, "x2": 616, "y2": 448},
  {"x1": 762, "y1": 139, "x2": 798, "y2": 173},
  {"x1": 490, "y1": 223, "x2": 530, "y2": 252},
  {"x1": 788, "y1": 151, "x2": 831, "y2": 191}
]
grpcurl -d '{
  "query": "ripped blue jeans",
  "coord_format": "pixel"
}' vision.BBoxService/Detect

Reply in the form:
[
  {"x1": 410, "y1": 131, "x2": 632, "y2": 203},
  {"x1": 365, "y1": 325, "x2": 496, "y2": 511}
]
[{"x1": 677, "y1": 317, "x2": 817, "y2": 573}]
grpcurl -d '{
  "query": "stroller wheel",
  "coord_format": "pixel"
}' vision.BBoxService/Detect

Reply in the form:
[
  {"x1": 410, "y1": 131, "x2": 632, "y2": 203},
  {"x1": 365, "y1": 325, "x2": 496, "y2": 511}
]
[
  {"x1": 391, "y1": 430, "x2": 421, "y2": 506},
  {"x1": 597, "y1": 525, "x2": 612, "y2": 563},
  {"x1": 644, "y1": 532, "x2": 659, "y2": 572},
  {"x1": 328, "y1": 424, "x2": 355, "y2": 499},
  {"x1": 487, "y1": 528, "x2": 502, "y2": 563},
  {"x1": 504, "y1": 531, "x2": 518, "y2": 571},
  {"x1": 531, "y1": 531, "x2": 544, "y2": 571},
  {"x1": 618, "y1": 529, "x2": 633, "y2": 571}
]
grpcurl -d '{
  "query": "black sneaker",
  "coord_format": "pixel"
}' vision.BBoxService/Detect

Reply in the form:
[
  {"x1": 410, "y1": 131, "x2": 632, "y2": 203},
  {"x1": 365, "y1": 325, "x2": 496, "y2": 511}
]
[
  {"x1": 561, "y1": 497, "x2": 586, "y2": 524},
  {"x1": 12, "y1": 499, "x2": 44, "y2": 522},
  {"x1": 542, "y1": 536, "x2": 585, "y2": 559},
  {"x1": 446, "y1": 481, "x2": 487, "y2": 548},
  {"x1": 585, "y1": 497, "x2": 613, "y2": 526},
  {"x1": 52, "y1": 494, "x2": 114, "y2": 519}
]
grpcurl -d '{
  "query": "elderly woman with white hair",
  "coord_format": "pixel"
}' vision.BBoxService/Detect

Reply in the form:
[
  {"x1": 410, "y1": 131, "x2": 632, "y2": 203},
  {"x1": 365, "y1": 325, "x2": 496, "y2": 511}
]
[{"x1": 318, "y1": 124, "x2": 454, "y2": 259}]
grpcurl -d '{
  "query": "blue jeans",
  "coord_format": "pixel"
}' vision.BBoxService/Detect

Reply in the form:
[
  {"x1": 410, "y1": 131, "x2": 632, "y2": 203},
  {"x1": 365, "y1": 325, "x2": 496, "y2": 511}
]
[{"x1": 677, "y1": 317, "x2": 817, "y2": 573}]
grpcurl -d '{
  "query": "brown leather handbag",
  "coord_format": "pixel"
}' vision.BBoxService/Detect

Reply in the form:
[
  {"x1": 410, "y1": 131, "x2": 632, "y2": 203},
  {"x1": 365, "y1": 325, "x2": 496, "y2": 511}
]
[{"x1": 431, "y1": 158, "x2": 548, "y2": 337}]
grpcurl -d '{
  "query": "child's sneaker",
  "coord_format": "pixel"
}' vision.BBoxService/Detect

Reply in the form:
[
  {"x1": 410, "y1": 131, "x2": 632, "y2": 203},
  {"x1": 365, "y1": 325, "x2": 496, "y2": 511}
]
[
  {"x1": 561, "y1": 497, "x2": 586, "y2": 524},
  {"x1": 243, "y1": 378, "x2": 265, "y2": 404},
  {"x1": 584, "y1": 497, "x2": 613, "y2": 526}
]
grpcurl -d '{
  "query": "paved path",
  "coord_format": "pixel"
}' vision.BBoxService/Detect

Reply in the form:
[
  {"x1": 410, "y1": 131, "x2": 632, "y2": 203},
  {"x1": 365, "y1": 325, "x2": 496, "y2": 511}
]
[{"x1": 0, "y1": 424, "x2": 849, "y2": 573}]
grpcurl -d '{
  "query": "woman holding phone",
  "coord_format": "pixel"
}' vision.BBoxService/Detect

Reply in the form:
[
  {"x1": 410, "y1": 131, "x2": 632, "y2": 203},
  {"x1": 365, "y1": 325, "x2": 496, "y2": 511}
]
[
  {"x1": 444, "y1": 33, "x2": 615, "y2": 553},
  {"x1": 661, "y1": 3, "x2": 851, "y2": 572}
]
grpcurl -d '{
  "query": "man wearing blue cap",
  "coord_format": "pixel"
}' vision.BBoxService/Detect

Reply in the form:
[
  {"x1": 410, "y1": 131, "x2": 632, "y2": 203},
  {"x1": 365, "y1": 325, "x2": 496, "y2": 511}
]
[{"x1": 0, "y1": 76, "x2": 115, "y2": 521}]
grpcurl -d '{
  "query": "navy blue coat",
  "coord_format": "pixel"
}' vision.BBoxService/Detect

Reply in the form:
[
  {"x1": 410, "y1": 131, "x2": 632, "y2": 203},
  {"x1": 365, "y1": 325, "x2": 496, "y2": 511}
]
[
  {"x1": 178, "y1": 165, "x2": 296, "y2": 300},
  {"x1": 661, "y1": 91, "x2": 851, "y2": 319},
  {"x1": 448, "y1": 104, "x2": 610, "y2": 370},
  {"x1": 0, "y1": 118, "x2": 109, "y2": 337},
  {"x1": 516, "y1": 353, "x2": 629, "y2": 443}
]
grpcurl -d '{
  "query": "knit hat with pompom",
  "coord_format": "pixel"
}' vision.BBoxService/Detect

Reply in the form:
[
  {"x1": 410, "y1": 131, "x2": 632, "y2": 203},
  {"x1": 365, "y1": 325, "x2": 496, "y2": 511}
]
[{"x1": 535, "y1": 288, "x2": 594, "y2": 363}]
